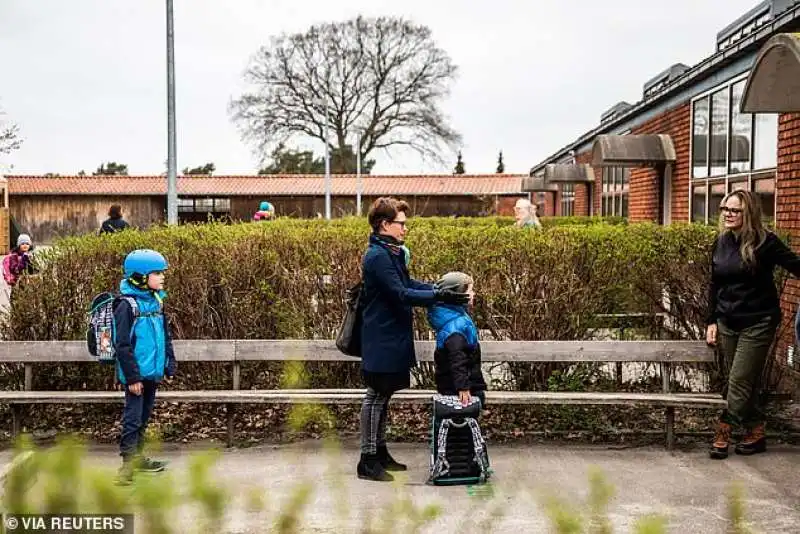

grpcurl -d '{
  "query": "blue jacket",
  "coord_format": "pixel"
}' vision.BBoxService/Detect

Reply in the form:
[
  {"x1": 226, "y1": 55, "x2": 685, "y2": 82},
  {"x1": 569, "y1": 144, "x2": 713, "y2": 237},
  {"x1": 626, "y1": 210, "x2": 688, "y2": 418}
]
[
  {"x1": 113, "y1": 279, "x2": 176, "y2": 385},
  {"x1": 360, "y1": 233, "x2": 436, "y2": 373},
  {"x1": 427, "y1": 304, "x2": 487, "y2": 394}
]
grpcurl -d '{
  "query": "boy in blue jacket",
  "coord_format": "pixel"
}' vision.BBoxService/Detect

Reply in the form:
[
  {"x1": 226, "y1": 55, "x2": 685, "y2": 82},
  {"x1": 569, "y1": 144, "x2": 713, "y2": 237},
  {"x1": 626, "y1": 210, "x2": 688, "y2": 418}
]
[
  {"x1": 427, "y1": 272, "x2": 487, "y2": 408},
  {"x1": 114, "y1": 249, "x2": 176, "y2": 485}
]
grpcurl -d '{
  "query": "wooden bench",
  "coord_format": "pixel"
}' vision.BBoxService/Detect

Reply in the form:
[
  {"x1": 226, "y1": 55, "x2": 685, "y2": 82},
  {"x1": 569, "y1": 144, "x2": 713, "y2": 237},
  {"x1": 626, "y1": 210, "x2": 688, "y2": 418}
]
[{"x1": 0, "y1": 339, "x2": 726, "y2": 450}]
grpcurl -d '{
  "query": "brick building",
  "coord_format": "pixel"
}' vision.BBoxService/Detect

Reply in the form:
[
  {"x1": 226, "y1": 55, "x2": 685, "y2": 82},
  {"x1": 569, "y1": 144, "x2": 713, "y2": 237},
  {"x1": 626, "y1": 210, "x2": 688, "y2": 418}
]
[{"x1": 526, "y1": 0, "x2": 800, "y2": 383}]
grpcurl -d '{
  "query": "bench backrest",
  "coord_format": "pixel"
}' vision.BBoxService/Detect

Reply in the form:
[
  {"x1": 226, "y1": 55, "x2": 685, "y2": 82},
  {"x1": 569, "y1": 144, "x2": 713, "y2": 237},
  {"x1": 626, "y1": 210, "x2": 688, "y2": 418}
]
[{"x1": 0, "y1": 340, "x2": 715, "y2": 364}]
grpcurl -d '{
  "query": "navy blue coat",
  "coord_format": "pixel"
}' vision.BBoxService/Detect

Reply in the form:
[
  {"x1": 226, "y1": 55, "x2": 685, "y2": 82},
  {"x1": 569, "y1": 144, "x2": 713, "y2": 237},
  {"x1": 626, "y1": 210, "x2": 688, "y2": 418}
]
[{"x1": 360, "y1": 234, "x2": 436, "y2": 373}]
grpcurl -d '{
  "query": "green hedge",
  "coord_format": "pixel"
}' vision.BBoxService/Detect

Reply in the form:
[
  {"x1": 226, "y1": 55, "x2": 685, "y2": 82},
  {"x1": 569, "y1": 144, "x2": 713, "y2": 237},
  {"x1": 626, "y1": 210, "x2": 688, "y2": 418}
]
[
  {"x1": 0, "y1": 218, "x2": 737, "y2": 444},
  {"x1": 1, "y1": 218, "x2": 713, "y2": 344}
]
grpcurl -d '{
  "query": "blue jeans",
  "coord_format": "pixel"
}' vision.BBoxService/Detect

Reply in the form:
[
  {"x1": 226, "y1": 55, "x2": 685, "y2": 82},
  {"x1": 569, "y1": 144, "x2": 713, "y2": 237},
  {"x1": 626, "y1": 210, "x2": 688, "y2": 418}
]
[{"x1": 120, "y1": 380, "x2": 157, "y2": 459}]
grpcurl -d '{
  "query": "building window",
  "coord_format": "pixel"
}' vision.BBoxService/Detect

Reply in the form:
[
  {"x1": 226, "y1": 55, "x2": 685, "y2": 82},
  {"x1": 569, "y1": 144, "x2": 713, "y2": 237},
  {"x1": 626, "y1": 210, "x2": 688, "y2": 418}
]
[
  {"x1": 560, "y1": 184, "x2": 575, "y2": 216},
  {"x1": 690, "y1": 76, "x2": 778, "y2": 225},
  {"x1": 178, "y1": 197, "x2": 231, "y2": 213},
  {"x1": 601, "y1": 167, "x2": 629, "y2": 217}
]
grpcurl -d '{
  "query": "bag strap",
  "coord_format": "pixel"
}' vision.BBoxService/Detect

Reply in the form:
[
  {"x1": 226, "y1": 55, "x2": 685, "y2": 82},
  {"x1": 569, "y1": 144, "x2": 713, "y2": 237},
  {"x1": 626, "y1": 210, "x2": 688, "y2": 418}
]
[
  {"x1": 466, "y1": 418, "x2": 490, "y2": 483},
  {"x1": 428, "y1": 418, "x2": 453, "y2": 483}
]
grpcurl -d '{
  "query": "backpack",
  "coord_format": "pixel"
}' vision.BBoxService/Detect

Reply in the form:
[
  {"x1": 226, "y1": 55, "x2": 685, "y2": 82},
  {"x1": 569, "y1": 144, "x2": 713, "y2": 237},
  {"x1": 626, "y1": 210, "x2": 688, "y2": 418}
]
[
  {"x1": 86, "y1": 292, "x2": 139, "y2": 363},
  {"x1": 427, "y1": 394, "x2": 491, "y2": 486}
]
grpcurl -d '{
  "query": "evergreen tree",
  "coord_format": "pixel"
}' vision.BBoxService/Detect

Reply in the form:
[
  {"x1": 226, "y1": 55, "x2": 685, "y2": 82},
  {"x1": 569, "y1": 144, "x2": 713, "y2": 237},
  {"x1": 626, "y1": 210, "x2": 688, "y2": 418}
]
[
  {"x1": 454, "y1": 150, "x2": 465, "y2": 174},
  {"x1": 496, "y1": 150, "x2": 505, "y2": 173}
]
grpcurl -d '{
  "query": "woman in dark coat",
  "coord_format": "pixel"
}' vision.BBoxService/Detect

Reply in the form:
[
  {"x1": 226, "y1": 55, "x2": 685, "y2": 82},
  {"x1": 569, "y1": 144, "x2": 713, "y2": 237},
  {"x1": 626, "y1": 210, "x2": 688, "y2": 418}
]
[
  {"x1": 99, "y1": 204, "x2": 130, "y2": 235},
  {"x1": 357, "y1": 197, "x2": 468, "y2": 482}
]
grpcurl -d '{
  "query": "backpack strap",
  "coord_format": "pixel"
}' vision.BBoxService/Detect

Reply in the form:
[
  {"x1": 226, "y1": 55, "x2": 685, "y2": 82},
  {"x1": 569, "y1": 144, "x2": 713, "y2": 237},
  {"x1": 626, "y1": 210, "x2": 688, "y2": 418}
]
[
  {"x1": 428, "y1": 418, "x2": 453, "y2": 483},
  {"x1": 466, "y1": 418, "x2": 491, "y2": 483},
  {"x1": 118, "y1": 296, "x2": 139, "y2": 319}
]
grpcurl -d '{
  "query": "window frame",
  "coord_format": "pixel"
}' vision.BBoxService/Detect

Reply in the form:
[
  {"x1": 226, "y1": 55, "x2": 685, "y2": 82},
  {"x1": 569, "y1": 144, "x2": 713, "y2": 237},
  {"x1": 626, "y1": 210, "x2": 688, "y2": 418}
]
[
  {"x1": 177, "y1": 197, "x2": 232, "y2": 213},
  {"x1": 688, "y1": 72, "x2": 778, "y2": 225}
]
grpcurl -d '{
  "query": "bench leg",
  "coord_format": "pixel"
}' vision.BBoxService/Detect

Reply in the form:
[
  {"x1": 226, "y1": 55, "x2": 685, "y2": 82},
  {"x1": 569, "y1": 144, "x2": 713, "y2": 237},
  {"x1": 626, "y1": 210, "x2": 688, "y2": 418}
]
[
  {"x1": 11, "y1": 404, "x2": 21, "y2": 439},
  {"x1": 226, "y1": 403, "x2": 235, "y2": 448},
  {"x1": 665, "y1": 407, "x2": 675, "y2": 451}
]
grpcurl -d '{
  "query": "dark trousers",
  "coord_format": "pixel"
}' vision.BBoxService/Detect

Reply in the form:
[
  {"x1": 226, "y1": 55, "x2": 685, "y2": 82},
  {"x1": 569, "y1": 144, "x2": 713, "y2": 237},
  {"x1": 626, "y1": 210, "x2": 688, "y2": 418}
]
[
  {"x1": 120, "y1": 380, "x2": 157, "y2": 460},
  {"x1": 360, "y1": 387, "x2": 391, "y2": 455},
  {"x1": 716, "y1": 315, "x2": 778, "y2": 428}
]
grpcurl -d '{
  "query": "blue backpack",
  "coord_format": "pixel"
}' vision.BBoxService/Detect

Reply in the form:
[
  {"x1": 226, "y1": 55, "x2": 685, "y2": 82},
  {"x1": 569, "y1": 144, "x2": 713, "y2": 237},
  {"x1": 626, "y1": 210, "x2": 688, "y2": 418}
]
[{"x1": 86, "y1": 292, "x2": 139, "y2": 363}]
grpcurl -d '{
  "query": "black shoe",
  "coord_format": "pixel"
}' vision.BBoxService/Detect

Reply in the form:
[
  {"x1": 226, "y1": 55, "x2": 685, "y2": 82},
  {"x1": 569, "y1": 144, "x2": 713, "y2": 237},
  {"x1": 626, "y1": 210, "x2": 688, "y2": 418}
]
[
  {"x1": 377, "y1": 445, "x2": 407, "y2": 472},
  {"x1": 357, "y1": 454, "x2": 393, "y2": 482},
  {"x1": 136, "y1": 457, "x2": 168, "y2": 472}
]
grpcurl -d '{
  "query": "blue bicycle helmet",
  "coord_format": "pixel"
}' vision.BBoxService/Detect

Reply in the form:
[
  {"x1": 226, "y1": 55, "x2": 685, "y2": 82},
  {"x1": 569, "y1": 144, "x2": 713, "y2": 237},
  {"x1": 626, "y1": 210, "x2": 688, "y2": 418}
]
[{"x1": 123, "y1": 249, "x2": 169, "y2": 279}]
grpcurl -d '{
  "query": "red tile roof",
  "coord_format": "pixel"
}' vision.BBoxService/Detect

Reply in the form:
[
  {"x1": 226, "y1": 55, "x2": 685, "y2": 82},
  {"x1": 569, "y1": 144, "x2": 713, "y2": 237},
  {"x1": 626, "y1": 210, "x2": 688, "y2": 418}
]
[{"x1": 5, "y1": 174, "x2": 526, "y2": 196}]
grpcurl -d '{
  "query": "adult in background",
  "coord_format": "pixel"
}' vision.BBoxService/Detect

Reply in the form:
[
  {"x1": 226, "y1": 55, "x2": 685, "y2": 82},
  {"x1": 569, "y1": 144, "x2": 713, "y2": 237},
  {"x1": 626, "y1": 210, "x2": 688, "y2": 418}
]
[
  {"x1": 513, "y1": 198, "x2": 542, "y2": 229},
  {"x1": 100, "y1": 204, "x2": 130, "y2": 235},
  {"x1": 706, "y1": 190, "x2": 800, "y2": 459},
  {"x1": 358, "y1": 197, "x2": 469, "y2": 482}
]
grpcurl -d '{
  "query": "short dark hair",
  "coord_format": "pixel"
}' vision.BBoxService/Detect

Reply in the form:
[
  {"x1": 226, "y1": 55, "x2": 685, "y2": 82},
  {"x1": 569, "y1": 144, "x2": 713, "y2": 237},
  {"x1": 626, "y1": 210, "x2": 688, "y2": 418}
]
[
  {"x1": 368, "y1": 197, "x2": 409, "y2": 232},
  {"x1": 109, "y1": 204, "x2": 123, "y2": 218}
]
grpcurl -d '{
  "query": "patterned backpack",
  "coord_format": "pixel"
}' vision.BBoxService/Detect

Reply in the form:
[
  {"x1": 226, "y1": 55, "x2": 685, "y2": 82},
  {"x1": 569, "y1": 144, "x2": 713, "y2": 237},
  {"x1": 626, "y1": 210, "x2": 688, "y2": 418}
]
[
  {"x1": 427, "y1": 393, "x2": 492, "y2": 486},
  {"x1": 86, "y1": 292, "x2": 139, "y2": 363}
]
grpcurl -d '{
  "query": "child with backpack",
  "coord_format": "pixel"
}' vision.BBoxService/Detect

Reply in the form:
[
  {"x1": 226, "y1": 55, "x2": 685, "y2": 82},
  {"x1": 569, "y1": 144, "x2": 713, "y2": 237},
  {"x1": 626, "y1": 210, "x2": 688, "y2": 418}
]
[
  {"x1": 112, "y1": 249, "x2": 176, "y2": 485},
  {"x1": 425, "y1": 271, "x2": 491, "y2": 485},
  {"x1": 3, "y1": 234, "x2": 36, "y2": 287},
  {"x1": 426, "y1": 271, "x2": 487, "y2": 407}
]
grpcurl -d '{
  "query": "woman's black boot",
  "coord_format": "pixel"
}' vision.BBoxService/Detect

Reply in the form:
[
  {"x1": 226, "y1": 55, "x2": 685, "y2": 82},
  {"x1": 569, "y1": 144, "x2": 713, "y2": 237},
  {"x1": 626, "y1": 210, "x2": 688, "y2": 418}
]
[
  {"x1": 357, "y1": 453, "x2": 394, "y2": 482},
  {"x1": 377, "y1": 445, "x2": 407, "y2": 471}
]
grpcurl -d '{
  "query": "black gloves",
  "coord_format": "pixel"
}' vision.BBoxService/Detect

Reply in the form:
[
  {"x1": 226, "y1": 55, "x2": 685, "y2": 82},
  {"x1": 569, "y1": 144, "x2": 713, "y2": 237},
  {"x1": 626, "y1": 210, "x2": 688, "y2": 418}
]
[{"x1": 434, "y1": 288, "x2": 470, "y2": 305}]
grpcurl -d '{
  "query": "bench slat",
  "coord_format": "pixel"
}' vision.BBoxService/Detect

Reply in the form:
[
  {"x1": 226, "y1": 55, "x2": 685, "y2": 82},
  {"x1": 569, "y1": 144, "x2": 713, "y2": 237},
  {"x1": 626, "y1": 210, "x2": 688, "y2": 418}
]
[
  {"x1": 0, "y1": 389, "x2": 725, "y2": 408},
  {"x1": 0, "y1": 340, "x2": 715, "y2": 364}
]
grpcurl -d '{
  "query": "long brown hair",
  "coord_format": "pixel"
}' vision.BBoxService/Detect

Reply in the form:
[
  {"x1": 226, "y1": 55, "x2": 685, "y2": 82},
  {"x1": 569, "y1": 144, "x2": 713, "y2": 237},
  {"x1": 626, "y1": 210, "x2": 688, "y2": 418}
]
[{"x1": 717, "y1": 190, "x2": 766, "y2": 269}]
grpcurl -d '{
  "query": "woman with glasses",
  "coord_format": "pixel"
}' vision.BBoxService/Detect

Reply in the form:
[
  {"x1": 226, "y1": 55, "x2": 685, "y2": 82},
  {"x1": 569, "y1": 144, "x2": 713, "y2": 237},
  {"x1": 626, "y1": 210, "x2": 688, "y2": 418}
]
[
  {"x1": 357, "y1": 197, "x2": 469, "y2": 482},
  {"x1": 706, "y1": 190, "x2": 800, "y2": 459}
]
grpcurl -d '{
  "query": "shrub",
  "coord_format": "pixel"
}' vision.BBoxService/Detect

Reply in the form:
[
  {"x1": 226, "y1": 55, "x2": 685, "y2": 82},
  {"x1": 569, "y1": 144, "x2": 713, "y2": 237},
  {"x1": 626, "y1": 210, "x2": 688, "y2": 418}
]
[{"x1": 0, "y1": 218, "x2": 727, "y2": 443}]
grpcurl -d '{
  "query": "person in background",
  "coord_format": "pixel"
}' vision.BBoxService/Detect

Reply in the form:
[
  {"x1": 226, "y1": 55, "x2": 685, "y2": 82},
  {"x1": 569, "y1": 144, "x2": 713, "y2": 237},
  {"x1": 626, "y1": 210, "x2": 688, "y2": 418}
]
[
  {"x1": 3, "y1": 234, "x2": 36, "y2": 287},
  {"x1": 706, "y1": 190, "x2": 800, "y2": 460},
  {"x1": 513, "y1": 198, "x2": 542, "y2": 229},
  {"x1": 357, "y1": 197, "x2": 469, "y2": 482},
  {"x1": 100, "y1": 205, "x2": 130, "y2": 235},
  {"x1": 253, "y1": 201, "x2": 275, "y2": 221}
]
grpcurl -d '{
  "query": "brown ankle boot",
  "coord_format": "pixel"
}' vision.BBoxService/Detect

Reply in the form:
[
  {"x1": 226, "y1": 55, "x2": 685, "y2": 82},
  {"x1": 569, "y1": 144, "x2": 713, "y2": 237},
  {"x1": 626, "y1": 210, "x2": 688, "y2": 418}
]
[
  {"x1": 709, "y1": 422, "x2": 732, "y2": 459},
  {"x1": 735, "y1": 423, "x2": 766, "y2": 456}
]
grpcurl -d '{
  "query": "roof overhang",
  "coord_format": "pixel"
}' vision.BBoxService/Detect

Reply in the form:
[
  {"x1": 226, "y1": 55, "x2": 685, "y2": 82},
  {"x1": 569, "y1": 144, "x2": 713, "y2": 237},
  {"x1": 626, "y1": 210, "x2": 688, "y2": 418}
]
[
  {"x1": 741, "y1": 32, "x2": 800, "y2": 113},
  {"x1": 542, "y1": 163, "x2": 595, "y2": 183},
  {"x1": 591, "y1": 134, "x2": 676, "y2": 167},
  {"x1": 521, "y1": 175, "x2": 559, "y2": 192}
]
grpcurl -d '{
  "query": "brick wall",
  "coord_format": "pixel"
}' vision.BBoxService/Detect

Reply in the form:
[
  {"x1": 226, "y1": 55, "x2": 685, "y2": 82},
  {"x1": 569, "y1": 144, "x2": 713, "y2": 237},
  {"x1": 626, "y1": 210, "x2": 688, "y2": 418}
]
[
  {"x1": 631, "y1": 102, "x2": 692, "y2": 223},
  {"x1": 573, "y1": 152, "x2": 599, "y2": 216},
  {"x1": 775, "y1": 113, "x2": 800, "y2": 390},
  {"x1": 568, "y1": 102, "x2": 691, "y2": 222}
]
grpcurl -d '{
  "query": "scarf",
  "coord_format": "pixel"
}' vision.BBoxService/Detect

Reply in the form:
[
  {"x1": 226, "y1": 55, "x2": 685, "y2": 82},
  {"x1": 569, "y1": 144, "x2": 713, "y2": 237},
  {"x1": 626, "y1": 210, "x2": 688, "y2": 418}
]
[{"x1": 372, "y1": 233, "x2": 411, "y2": 266}]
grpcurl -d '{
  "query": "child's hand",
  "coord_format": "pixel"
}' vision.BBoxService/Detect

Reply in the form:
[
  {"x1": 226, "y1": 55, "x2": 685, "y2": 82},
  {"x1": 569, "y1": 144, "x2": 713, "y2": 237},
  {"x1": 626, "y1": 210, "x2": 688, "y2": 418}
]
[
  {"x1": 128, "y1": 382, "x2": 143, "y2": 396},
  {"x1": 458, "y1": 390, "x2": 471, "y2": 406}
]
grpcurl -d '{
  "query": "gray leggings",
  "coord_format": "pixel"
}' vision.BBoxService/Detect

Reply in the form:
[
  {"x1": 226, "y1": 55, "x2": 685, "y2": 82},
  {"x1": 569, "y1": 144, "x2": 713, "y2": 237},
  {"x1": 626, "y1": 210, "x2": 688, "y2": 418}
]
[{"x1": 360, "y1": 387, "x2": 391, "y2": 455}]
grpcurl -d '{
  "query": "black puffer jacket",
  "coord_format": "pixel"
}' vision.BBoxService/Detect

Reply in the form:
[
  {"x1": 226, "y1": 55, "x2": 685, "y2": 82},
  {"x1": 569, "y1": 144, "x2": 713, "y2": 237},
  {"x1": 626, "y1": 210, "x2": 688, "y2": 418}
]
[{"x1": 427, "y1": 303, "x2": 487, "y2": 395}]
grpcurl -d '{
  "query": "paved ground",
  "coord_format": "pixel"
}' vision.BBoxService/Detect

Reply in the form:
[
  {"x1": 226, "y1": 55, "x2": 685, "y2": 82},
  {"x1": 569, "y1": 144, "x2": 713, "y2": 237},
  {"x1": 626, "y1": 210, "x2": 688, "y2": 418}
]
[{"x1": 4, "y1": 441, "x2": 798, "y2": 533}]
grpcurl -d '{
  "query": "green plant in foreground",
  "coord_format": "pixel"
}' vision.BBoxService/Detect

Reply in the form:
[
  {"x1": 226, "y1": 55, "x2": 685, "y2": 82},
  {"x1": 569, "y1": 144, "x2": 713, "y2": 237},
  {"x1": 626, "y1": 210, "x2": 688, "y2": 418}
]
[{"x1": 2, "y1": 431, "x2": 757, "y2": 533}]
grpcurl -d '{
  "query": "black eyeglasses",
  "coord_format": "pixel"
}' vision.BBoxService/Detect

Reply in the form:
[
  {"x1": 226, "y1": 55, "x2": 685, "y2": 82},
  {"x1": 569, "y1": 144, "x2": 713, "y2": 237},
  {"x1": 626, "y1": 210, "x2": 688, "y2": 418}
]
[
  {"x1": 720, "y1": 207, "x2": 743, "y2": 215},
  {"x1": 388, "y1": 220, "x2": 407, "y2": 228}
]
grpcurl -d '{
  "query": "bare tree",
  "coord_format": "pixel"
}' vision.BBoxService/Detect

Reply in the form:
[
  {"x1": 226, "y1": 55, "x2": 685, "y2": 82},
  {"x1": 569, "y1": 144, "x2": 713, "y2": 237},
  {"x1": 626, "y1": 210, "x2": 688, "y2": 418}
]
[
  {"x1": 229, "y1": 15, "x2": 461, "y2": 167},
  {"x1": 0, "y1": 107, "x2": 22, "y2": 155}
]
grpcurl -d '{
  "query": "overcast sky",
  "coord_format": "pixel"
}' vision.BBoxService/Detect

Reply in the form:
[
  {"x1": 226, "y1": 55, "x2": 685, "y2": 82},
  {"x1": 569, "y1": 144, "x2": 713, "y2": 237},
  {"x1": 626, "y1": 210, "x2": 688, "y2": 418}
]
[{"x1": 0, "y1": 0, "x2": 762, "y2": 176}]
